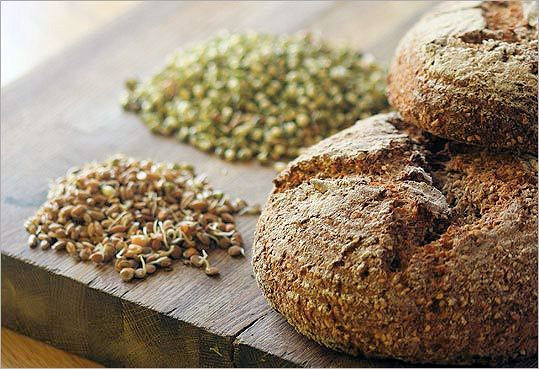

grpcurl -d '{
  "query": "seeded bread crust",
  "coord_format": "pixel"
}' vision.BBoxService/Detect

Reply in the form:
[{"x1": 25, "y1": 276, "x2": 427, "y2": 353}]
[
  {"x1": 252, "y1": 113, "x2": 538, "y2": 365},
  {"x1": 387, "y1": 1, "x2": 538, "y2": 153}
]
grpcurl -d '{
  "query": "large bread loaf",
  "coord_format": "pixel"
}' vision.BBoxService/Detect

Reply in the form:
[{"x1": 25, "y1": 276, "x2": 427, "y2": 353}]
[{"x1": 253, "y1": 113, "x2": 538, "y2": 365}]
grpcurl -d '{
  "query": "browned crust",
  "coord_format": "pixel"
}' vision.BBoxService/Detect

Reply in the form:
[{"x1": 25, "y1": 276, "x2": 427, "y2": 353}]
[
  {"x1": 252, "y1": 113, "x2": 538, "y2": 365},
  {"x1": 387, "y1": 0, "x2": 538, "y2": 153}
]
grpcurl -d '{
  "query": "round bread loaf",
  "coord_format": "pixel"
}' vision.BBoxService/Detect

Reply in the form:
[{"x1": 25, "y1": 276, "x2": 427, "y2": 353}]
[
  {"x1": 387, "y1": 1, "x2": 538, "y2": 153},
  {"x1": 253, "y1": 113, "x2": 537, "y2": 365}
]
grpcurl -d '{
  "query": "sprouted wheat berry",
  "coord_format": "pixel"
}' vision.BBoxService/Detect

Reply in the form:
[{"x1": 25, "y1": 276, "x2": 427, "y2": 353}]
[
  {"x1": 121, "y1": 31, "x2": 389, "y2": 168},
  {"x1": 24, "y1": 155, "x2": 259, "y2": 282}
]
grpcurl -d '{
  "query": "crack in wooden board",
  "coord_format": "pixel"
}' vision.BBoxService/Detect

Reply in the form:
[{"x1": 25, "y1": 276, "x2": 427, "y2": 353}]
[{"x1": 233, "y1": 311, "x2": 539, "y2": 368}]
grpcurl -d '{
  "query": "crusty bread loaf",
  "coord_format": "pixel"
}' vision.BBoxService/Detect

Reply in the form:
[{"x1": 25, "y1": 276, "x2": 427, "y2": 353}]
[
  {"x1": 387, "y1": 1, "x2": 538, "y2": 153},
  {"x1": 253, "y1": 113, "x2": 538, "y2": 365}
]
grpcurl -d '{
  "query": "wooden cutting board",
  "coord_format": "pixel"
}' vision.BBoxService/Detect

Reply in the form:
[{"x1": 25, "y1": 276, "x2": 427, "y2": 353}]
[{"x1": 2, "y1": 1, "x2": 536, "y2": 367}]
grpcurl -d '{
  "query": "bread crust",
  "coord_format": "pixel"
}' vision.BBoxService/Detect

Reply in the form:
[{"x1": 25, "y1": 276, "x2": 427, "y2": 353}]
[
  {"x1": 253, "y1": 113, "x2": 538, "y2": 365},
  {"x1": 387, "y1": 1, "x2": 538, "y2": 153}
]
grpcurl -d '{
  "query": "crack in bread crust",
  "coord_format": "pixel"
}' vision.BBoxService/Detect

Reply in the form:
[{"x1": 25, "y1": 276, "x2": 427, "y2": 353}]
[
  {"x1": 273, "y1": 113, "x2": 420, "y2": 193},
  {"x1": 460, "y1": 1, "x2": 531, "y2": 43},
  {"x1": 482, "y1": 1, "x2": 525, "y2": 32},
  {"x1": 253, "y1": 113, "x2": 538, "y2": 365}
]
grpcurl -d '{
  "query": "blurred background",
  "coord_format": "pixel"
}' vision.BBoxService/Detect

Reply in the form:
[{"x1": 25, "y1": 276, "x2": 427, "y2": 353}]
[
  {"x1": 1, "y1": 1, "x2": 135, "y2": 87},
  {"x1": 1, "y1": 1, "x2": 434, "y2": 367},
  {"x1": 1, "y1": 1, "x2": 433, "y2": 87}
]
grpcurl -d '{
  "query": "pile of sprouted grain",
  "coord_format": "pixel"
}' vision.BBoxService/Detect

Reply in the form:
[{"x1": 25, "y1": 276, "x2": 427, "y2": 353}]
[
  {"x1": 121, "y1": 31, "x2": 389, "y2": 169},
  {"x1": 24, "y1": 155, "x2": 259, "y2": 282}
]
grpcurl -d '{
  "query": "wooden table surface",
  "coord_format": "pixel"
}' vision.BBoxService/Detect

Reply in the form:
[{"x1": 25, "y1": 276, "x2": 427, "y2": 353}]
[
  {"x1": 2, "y1": 328, "x2": 102, "y2": 368},
  {"x1": 2, "y1": 3, "x2": 131, "y2": 367},
  {"x1": 6, "y1": 1, "x2": 529, "y2": 368}
]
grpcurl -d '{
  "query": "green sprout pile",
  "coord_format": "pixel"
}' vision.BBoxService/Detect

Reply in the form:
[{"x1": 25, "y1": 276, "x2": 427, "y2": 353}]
[{"x1": 122, "y1": 32, "x2": 389, "y2": 166}]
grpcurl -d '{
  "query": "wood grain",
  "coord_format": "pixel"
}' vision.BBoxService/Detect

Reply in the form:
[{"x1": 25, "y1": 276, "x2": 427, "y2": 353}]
[{"x1": 4, "y1": 1, "x2": 532, "y2": 368}]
